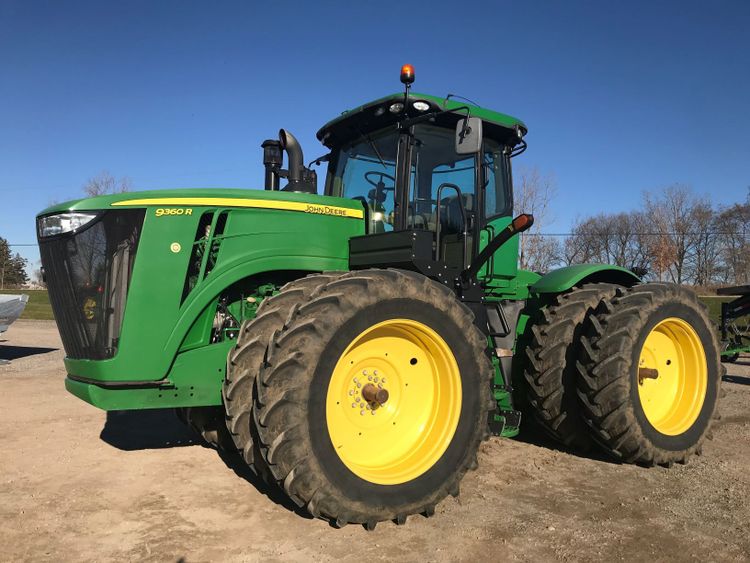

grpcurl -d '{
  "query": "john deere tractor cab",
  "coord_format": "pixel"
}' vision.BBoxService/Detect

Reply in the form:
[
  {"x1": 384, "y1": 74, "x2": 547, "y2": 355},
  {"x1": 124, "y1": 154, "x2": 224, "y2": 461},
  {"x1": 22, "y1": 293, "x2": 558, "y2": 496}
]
[{"x1": 37, "y1": 66, "x2": 721, "y2": 530}]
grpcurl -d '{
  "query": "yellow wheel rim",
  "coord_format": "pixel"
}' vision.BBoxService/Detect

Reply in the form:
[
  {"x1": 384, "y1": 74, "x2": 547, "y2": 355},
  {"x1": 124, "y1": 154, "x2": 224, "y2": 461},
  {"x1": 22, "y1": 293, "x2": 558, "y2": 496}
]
[
  {"x1": 637, "y1": 317, "x2": 707, "y2": 435},
  {"x1": 325, "y1": 318, "x2": 462, "y2": 485}
]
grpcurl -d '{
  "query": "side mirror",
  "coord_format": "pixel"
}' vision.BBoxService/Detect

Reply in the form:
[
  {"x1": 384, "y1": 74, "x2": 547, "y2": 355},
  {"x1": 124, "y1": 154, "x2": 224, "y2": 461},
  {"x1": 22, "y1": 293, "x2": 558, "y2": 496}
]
[{"x1": 455, "y1": 117, "x2": 483, "y2": 154}]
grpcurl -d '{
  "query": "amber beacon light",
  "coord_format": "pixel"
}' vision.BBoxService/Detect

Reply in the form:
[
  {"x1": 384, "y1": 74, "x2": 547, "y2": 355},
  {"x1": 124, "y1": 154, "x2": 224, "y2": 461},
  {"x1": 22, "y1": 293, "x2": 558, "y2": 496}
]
[{"x1": 400, "y1": 64, "x2": 415, "y2": 85}]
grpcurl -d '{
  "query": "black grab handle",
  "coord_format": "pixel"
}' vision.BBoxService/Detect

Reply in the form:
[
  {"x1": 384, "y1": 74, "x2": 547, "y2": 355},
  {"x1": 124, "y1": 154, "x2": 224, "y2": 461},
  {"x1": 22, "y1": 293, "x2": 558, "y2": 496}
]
[{"x1": 460, "y1": 214, "x2": 534, "y2": 284}]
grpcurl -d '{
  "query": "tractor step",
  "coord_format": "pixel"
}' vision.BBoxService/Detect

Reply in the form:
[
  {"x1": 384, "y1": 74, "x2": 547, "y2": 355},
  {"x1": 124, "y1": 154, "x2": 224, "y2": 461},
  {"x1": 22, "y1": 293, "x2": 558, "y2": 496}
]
[{"x1": 489, "y1": 409, "x2": 522, "y2": 437}]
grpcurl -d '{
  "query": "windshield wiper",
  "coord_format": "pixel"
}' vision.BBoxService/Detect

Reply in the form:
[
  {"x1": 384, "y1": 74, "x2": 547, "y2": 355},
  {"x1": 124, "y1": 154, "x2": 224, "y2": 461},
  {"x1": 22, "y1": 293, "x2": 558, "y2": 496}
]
[{"x1": 356, "y1": 127, "x2": 388, "y2": 170}]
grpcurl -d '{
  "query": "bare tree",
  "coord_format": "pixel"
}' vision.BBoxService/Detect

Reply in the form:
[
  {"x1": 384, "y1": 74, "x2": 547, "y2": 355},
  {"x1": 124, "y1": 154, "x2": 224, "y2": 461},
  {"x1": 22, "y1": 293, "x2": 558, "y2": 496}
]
[
  {"x1": 561, "y1": 184, "x2": 748, "y2": 285},
  {"x1": 563, "y1": 215, "x2": 603, "y2": 266},
  {"x1": 83, "y1": 171, "x2": 132, "y2": 197},
  {"x1": 524, "y1": 235, "x2": 561, "y2": 273},
  {"x1": 642, "y1": 185, "x2": 710, "y2": 284},
  {"x1": 688, "y1": 201, "x2": 719, "y2": 286},
  {"x1": 564, "y1": 212, "x2": 649, "y2": 274},
  {"x1": 513, "y1": 166, "x2": 559, "y2": 272}
]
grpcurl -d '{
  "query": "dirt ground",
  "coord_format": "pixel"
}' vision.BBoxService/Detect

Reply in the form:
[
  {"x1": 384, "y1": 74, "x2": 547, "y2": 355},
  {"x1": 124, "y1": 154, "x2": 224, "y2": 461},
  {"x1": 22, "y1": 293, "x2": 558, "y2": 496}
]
[{"x1": 1, "y1": 320, "x2": 749, "y2": 562}]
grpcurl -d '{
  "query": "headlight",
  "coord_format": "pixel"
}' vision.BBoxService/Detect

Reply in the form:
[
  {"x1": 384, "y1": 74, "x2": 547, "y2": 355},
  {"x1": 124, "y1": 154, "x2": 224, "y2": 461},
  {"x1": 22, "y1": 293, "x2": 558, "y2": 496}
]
[{"x1": 37, "y1": 212, "x2": 99, "y2": 238}]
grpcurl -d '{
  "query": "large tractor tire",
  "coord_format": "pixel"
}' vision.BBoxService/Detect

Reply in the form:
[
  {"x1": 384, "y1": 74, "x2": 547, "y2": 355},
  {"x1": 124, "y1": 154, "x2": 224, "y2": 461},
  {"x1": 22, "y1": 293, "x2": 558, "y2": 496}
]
[
  {"x1": 251, "y1": 269, "x2": 493, "y2": 529},
  {"x1": 223, "y1": 273, "x2": 341, "y2": 476},
  {"x1": 577, "y1": 283, "x2": 721, "y2": 466},
  {"x1": 523, "y1": 283, "x2": 620, "y2": 449}
]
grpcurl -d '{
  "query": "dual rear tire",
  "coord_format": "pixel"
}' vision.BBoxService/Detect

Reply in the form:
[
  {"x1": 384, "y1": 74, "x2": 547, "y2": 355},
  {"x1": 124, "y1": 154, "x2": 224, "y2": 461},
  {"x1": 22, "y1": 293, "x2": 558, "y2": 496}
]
[
  {"x1": 524, "y1": 282, "x2": 721, "y2": 466},
  {"x1": 225, "y1": 269, "x2": 492, "y2": 528},
  {"x1": 522, "y1": 283, "x2": 620, "y2": 449}
]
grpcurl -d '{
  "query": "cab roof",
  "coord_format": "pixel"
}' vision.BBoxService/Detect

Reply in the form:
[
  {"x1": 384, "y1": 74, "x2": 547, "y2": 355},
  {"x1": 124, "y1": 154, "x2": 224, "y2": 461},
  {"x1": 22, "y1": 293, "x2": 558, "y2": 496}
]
[{"x1": 316, "y1": 92, "x2": 527, "y2": 149}]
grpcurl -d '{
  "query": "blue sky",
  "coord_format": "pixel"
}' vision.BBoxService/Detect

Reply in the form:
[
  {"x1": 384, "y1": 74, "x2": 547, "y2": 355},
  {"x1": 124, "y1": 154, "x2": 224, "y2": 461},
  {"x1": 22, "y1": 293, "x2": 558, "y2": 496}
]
[{"x1": 1, "y1": 0, "x2": 748, "y2": 271}]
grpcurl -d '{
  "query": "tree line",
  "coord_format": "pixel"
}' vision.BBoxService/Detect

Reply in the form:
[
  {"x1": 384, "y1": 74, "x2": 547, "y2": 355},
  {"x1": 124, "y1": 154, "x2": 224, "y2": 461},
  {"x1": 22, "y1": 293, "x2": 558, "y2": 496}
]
[
  {"x1": 516, "y1": 172, "x2": 749, "y2": 287},
  {"x1": 0, "y1": 237, "x2": 29, "y2": 288}
]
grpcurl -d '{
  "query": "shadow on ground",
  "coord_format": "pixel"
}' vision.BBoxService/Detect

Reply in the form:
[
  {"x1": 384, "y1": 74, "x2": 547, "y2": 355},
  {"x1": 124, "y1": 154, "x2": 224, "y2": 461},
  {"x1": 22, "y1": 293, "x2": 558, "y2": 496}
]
[
  {"x1": 215, "y1": 448, "x2": 314, "y2": 519},
  {"x1": 0, "y1": 345, "x2": 58, "y2": 361},
  {"x1": 99, "y1": 408, "x2": 312, "y2": 518},
  {"x1": 723, "y1": 374, "x2": 750, "y2": 386},
  {"x1": 513, "y1": 415, "x2": 614, "y2": 465},
  {"x1": 100, "y1": 409, "x2": 200, "y2": 450}
]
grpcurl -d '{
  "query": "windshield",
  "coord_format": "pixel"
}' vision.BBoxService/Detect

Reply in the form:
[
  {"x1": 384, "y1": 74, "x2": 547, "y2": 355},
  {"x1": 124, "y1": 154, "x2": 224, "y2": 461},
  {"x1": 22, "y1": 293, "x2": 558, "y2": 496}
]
[{"x1": 328, "y1": 128, "x2": 400, "y2": 233}]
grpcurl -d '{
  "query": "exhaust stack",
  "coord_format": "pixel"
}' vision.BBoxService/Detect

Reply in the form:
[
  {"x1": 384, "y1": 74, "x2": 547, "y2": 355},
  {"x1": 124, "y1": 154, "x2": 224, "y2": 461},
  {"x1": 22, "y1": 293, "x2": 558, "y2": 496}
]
[
  {"x1": 279, "y1": 129, "x2": 304, "y2": 184},
  {"x1": 277, "y1": 129, "x2": 317, "y2": 194}
]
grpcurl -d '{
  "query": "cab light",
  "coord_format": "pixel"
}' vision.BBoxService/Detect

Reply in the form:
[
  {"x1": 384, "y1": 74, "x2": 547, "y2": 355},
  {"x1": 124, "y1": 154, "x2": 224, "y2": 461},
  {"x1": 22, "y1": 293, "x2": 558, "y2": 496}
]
[
  {"x1": 413, "y1": 101, "x2": 430, "y2": 112},
  {"x1": 389, "y1": 102, "x2": 404, "y2": 114}
]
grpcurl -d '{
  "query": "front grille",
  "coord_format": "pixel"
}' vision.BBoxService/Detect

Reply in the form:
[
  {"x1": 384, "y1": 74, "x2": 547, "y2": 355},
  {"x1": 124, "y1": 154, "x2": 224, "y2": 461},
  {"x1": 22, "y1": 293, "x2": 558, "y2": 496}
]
[{"x1": 39, "y1": 210, "x2": 146, "y2": 359}]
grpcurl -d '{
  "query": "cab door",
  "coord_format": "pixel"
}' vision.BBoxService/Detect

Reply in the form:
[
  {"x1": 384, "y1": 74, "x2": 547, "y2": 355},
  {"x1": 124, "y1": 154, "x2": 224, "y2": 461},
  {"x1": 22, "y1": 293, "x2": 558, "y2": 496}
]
[
  {"x1": 478, "y1": 140, "x2": 518, "y2": 282},
  {"x1": 407, "y1": 124, "x2": 477, "y2": 271}
]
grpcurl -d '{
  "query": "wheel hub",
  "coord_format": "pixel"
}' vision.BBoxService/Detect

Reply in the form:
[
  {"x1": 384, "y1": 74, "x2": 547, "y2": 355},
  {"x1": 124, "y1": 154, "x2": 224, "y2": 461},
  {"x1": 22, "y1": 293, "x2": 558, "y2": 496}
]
[{"x1": 347, "y1": 371, "x2": 390, "y2": 415}]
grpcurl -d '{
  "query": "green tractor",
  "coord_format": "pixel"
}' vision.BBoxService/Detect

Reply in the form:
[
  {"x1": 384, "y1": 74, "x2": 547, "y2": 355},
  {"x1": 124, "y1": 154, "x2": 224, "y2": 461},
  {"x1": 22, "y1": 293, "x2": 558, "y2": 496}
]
[{"x1": 37, "y1": 66, "x2": 721, "y2": 529}]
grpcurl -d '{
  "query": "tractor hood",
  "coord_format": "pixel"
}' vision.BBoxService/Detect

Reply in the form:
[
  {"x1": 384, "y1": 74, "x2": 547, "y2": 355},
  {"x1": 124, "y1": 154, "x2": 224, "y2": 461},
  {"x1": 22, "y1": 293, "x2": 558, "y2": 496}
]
[{"x1": 36, "y1": 188, "x2": 364, "y2": 219}]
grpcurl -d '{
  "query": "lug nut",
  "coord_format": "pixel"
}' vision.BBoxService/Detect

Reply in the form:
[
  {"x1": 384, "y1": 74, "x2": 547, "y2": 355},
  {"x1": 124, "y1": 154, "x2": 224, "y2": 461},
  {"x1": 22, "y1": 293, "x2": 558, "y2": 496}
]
[
  {"x1": 381, "y1": 377, "x2": 386, "y2": 384},
  {"x1": 368, "y1": 375, "x2": 373, "y2": 381},
  {"x1": 373, "y1": 370, "x2": 378, "y2": 376},
  {"x1": 363, "y1": 370, "x2": 368, "y2": 375},
  {"x1": 356, "y1": 397, "x2": 361, "y2": 403},
  {"x1": 357, "y1": 383, "x2": 361, "y2": 388},
  {"x1": 360, "y1": 410, "x2": 365, "y2": 416},
  {"x1": 349, "y1": 390, "x2": 354, "y2": 396},
  {"x1": 351, "y1": 403, "x2": 356, "y2": 408}
]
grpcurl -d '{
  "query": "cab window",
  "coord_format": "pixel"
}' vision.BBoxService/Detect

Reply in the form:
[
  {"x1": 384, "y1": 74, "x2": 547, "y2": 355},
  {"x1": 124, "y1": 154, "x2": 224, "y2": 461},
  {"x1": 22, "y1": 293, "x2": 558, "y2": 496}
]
[
  {"x1": 483, "y1": 139, "x2": 512, "y2": 219},
  {"x1": 329, "y1": 129, "x2": 399, "y2": 233},
  {"x1": 408, "y1": 124, "x2": 476, "y2": 232}
]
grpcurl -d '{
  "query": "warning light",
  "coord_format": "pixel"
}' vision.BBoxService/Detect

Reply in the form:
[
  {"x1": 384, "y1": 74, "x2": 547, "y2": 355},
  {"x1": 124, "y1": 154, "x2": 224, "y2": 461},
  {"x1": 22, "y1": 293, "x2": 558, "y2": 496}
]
[
  {"x1": 400, "y1": 64, "x2": 415, "y2": 85},
  {"x1": 511, "y1": 214, "x2": 534, "y2": 233}
]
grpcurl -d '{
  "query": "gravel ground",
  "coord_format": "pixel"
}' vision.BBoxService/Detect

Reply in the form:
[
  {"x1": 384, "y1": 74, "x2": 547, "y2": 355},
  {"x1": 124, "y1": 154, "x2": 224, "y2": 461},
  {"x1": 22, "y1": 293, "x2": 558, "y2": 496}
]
[{"x1": 1, "y1": 320, "x2": 749, "y2": 562}]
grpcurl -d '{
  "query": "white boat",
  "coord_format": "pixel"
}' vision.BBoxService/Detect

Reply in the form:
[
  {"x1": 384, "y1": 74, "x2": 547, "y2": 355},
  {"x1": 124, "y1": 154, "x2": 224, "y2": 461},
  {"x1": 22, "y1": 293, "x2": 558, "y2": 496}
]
[{"x1": 0, "y1": 294, "x2": 29, "y2": 334}]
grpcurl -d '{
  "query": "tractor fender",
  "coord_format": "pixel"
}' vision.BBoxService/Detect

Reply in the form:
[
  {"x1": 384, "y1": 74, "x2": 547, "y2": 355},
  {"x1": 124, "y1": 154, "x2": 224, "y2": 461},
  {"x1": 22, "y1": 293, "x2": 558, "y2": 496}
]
[
  {"x1": 165, "y1": 253, "x2": 347, "y2": 353},
  {"x1": 530, "y1": 264, "x2": 640, "y2": 294}
]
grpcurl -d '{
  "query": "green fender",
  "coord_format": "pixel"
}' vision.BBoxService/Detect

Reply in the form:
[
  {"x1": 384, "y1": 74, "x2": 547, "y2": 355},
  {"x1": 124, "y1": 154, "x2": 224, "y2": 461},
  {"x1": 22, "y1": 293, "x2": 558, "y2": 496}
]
[{"x1": 530, "y1": 264, "x2": 640, "y2": 294}]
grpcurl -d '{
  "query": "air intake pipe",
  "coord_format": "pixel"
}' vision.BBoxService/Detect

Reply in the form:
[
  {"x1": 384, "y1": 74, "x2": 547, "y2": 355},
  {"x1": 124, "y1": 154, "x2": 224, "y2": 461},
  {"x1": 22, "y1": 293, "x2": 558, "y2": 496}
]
[{"x1": 261, "y1": 139, "x2": 282, "y2": 190}]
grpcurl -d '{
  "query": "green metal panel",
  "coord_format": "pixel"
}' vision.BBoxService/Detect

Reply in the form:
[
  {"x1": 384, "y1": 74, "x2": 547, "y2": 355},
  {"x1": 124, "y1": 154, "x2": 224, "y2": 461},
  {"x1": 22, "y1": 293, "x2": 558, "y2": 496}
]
[
  {"x1": 481, "y1": 216, "x2": 518, "y2": 280},
  {"x1": 530, "y1": 264, "x2": 640, "y2": 294},
  {"x1": 46, "y1": 188, "x2": 365, "y2": 385},
  {"x1": 65, "y1": 341, "x2": 232, "y2": 410}
]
